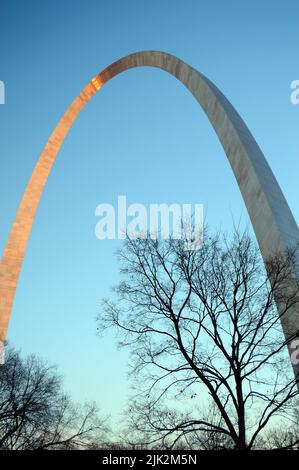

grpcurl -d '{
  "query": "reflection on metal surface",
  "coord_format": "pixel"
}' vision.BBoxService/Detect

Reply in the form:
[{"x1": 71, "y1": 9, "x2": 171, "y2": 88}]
[{"x1": 91, "y1": 76, "x2": 103, "y2": 91}]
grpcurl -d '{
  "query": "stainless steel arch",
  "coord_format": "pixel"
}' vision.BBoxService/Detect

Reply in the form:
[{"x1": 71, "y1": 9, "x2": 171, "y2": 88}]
[{"x1": 1, "y1": 51, "x2": 299, "y2": 377}]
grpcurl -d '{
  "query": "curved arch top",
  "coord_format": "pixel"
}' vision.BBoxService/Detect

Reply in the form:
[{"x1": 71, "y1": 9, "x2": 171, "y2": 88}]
[{"x1": 0, "y1": 51, "x2": 299, "y2": 377}]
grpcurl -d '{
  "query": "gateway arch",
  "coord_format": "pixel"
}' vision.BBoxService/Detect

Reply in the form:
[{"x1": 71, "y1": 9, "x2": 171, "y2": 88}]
[{"x1": 0, "y1": 51, "x2": 299, "y2": 378}]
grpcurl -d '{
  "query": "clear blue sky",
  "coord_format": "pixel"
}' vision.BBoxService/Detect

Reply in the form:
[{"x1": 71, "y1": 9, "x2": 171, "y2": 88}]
[{"x1": 0, "y1": 0, "x2": 298, "y2": 423}]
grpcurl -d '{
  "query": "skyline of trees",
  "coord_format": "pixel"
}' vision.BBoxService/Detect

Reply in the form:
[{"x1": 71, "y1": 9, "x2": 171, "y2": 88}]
[
  {"x1": 1, "y1": 229, "x2": 299, "y2": 450},
  {"x1": 0, "y1": 346, "x2": 108, "y2": 450}
]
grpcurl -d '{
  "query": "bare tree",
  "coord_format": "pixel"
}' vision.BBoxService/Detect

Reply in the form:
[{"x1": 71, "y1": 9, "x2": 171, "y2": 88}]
[
  {"x1": 0, "y1": 347, "x2": 108, "y2": 449},
  {"x1": 98, "y1": 229, "x2": 299, "y2": 450}
]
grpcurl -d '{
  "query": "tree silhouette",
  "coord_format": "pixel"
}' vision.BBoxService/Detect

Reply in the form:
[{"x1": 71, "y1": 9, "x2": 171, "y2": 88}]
[
  {"x1": 99, "y1": 230, "x2": 299, "y2": 449},
  {"x1": 0, "y1": 347, "x2": 108, "y2": 449}
]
